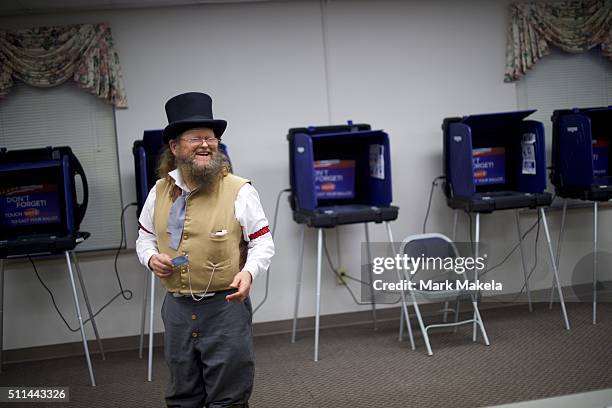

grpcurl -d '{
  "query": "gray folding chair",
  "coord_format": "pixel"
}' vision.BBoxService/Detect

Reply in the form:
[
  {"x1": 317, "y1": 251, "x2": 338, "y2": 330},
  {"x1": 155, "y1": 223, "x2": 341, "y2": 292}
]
[{"x1": 399, "y1": 233, "x2": 489, "y2": 355}]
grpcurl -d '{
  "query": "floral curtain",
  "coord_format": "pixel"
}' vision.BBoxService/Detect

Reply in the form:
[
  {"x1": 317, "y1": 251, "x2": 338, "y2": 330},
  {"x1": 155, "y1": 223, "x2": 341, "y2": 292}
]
[
  {"x1": 505, "y1": 0, "x2": 612, "y2": 82},
  {"x1": 0, "y1": 23, "x2": 127, "y2": 108}
]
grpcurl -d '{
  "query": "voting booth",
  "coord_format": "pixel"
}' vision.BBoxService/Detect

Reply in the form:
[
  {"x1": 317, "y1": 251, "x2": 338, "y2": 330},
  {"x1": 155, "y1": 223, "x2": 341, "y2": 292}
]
[
  {"x1": 441, "y1": 110, "x2": 570, "y2": 331},
  {"x1": 0, "y1": 146, "x2": 88, "y2": 256},
  {"x1": 551, "y1": 107, "x2": 612, "y2": 201},
  {"x1": 443, "y1": 110, "x2": 551, "y2": 213},
  {"x1": 549, "y1": 106, "x2": 612, "y2": 325},
  {"x1": 0, "y1": 146, "x2": 99, "y2": 385},
  {"x1": 132, "y1": 129, "x2": 232, "y2": 380},
  {"x1": 287, "y1": 122, "x2": 400, "y2": 361},
  {"x1": 288, "y1": 123, "x2": 398, "y2": 227}
]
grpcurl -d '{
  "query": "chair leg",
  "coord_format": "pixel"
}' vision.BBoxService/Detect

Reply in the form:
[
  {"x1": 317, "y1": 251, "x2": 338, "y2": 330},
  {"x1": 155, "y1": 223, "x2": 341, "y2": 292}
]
[
  {"x1": 410, "y1": 290, "x2": 432, "y2": 356},
  {"x1": 385, "y1": 222, "x2": 415, "y2": 349},
  {"x1": 453, "y1": 296, "x2": 460, "y2": 333}
]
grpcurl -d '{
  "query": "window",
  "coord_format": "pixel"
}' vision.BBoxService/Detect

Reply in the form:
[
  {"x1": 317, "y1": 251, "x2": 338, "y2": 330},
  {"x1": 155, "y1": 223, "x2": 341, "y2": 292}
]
[
  {"x1": 517, "y1": 47, "x2": 612, "y2": 151},
  {"x1": 0, "y1": 81, "x2": 123, "y2": 251}
]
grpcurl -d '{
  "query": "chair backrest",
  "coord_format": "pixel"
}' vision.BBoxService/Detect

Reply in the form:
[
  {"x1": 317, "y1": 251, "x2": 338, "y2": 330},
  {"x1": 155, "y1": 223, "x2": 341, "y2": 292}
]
[{"x1": 400, "y1": 233, "x2": 466, "y2": 299}]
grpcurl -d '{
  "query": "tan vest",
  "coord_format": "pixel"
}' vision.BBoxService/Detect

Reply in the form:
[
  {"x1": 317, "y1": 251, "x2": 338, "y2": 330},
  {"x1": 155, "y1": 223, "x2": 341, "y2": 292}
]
[{"x1": 153, "y1": 173, "x2": 249, "y2": 294}]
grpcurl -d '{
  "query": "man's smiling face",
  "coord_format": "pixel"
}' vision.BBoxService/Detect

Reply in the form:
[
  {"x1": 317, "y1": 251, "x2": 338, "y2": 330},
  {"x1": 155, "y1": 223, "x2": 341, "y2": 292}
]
[{"x1": 170, "y1": 127, "x2": 219, "y2": 169}]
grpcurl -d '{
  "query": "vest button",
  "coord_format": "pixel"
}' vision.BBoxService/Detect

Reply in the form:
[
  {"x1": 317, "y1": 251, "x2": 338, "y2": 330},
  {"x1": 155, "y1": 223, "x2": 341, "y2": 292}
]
[
  {"x1": 191, "y1": 314, "x2": 197, "y2": 320},
  {"x1": 191, "y1": 332, "x2": 198, "y2": 338},
  {"x1": 184, "y1": 234, "x2": 188, "y2": 240},
  {"x1": 182, "y1": 251, "x2": 187, "y2": 256}
]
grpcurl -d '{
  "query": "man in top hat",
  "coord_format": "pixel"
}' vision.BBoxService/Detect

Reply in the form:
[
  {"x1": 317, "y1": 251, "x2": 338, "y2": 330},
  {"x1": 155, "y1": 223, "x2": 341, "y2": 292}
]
[{"x1": 136, "y1": 92, "x2": 274, "y2": 408}]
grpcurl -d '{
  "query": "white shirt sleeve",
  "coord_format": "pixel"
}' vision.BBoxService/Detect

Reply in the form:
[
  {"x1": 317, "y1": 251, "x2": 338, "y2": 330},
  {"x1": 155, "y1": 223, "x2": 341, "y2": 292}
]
[
  {"x1": 135, "y1": 184, "x2": 159, "y2": 270},
  {"x1": 234, "y1": 183, "x2": 275, "y2": 281}
]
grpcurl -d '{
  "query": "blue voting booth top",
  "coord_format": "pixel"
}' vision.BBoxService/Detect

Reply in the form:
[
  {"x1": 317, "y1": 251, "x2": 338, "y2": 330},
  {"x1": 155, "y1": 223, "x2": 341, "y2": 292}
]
[
  {"x1": 443, "y1": 110, "x2": 551, "y2": 213},
  {"x1": 0, "y1": 146, "x2": 88, "y2": 257},
  {"x1": 287, "y1": 123, "x2": 398, "y2": 228},
  {"x1": 551, "y1": 106, "x2": 612, "y2": 201}
]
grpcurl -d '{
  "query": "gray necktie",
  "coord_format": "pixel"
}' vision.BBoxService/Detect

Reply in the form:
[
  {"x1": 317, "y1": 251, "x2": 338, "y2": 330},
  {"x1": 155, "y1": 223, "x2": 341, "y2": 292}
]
[{"x1": 167, "y1": 190, "x2": 187, "y2": 250}]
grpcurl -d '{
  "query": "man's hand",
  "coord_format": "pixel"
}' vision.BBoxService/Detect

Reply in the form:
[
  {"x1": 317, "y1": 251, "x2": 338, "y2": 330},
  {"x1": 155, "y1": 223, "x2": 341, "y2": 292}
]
[
  {"x1": 148, "y1": 254, "x2": 174, "y2": 278},
  {"x1": 226, "y1": 270, "x2": 252, "y2": 302}
]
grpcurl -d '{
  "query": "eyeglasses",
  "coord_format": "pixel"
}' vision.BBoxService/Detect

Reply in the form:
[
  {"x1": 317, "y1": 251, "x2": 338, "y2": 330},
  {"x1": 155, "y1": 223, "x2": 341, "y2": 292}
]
[{"x1": 181, "y1": 137, "x2": 220, "y2": 146}]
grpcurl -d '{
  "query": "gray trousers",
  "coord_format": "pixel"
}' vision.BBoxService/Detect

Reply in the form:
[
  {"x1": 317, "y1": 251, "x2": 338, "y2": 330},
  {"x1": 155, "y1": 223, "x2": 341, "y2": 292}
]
[{"x1": 161, "y1": 290, "x2": 254, "y2": 408}]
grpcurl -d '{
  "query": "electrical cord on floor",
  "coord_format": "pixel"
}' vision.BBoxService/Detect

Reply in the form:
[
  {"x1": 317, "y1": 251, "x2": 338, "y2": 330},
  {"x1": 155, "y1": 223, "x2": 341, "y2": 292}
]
[
  {"x1": 30, "y1": 202, "x2": 137, "y2": 332},
  {"x1": 253, "y1": 188, "x2": 291, "y2": 314},
  {"x1": 30, "y1": 256, "x2": 128, "y2": 332},
  {"x1": 322, "y1": 230, "x2": 401, "y2": 305},
  {"x1": 422, "y1": 176, "x2": 446, "y2": 233}
]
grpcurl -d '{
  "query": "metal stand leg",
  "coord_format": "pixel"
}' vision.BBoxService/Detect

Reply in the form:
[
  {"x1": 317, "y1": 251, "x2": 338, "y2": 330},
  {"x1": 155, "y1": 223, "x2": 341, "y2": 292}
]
[
  {"x1": 364, "y1": 223, "x2": 377, "y2": 331},
  {"x1": 139, "y1": 267, "x2": 150, "y2": 359},
  {"x1": 291, "y1": 225, "x2": 306, "y2": 343},
  {"x1": 314, "y1": 228, "x2": 323, "y2": 362},
  {"x1": 550, "y1": 200, "x2": 567, "y2": 309},
  {"x1": 452, "y1": 210, "x2": 459, "y2": 241},
  {"x1": 593, "y1": 202, "x2": 598, "y2": 325},
  {"x1": 473, "y1": 213, "x2": 480, "y2": 342},
  {"x1": 386, "y1": 222, "x2": 415, "y2": 350},
  {"x1": 449, "y1": 210, "x2": 459, "y2": 329},
  {"x1": 71, "y1": 252, "x2": 105, "y2": 360},
  {"x1": 540, "y1": 208, "x2": 570, "y2": 330},
  {"x1": 147, "y1": 272, "x2": 155, "y2": 381},
  {"x1": 65, "y1": 251, "x2": 96, "y2": 386},
  {"x1": 472, "y1": 297, "x2": 490, "y2": 346},
  {"x1": 0, "y1": 259, "x2": 3, "y2": 374},
  {"x1": 515, "y1": 211, "x2": 533, "y2": 312}
]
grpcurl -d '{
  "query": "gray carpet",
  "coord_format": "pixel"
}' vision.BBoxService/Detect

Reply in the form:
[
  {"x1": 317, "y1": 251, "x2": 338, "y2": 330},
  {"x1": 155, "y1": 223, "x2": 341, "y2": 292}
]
[{"x1": 1, "y1": 303, "x2": 611, "y2": 408}]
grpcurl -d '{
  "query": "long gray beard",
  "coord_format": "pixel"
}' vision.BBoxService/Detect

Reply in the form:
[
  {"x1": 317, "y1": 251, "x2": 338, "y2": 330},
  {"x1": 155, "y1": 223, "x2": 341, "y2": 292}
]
[{"x1": 177, "y1": 151, "x2": 226, "y2": 195}]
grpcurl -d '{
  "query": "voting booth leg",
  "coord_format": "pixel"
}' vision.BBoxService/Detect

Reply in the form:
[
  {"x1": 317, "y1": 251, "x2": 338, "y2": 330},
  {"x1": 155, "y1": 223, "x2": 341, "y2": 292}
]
[
  {"x1": 314, "y1": 228, "x2": 323, "y2": 362},
  {"x1": 0, "y1": 259, "x2": 3, "y2": 373},
  {"x1": 386, "y1": 222, "x2": 415, "y2": 350},
  {"x1": 138, "y1": 267, "x2": 149, "y2": 359},
  {"x1": 593, "y1": 202, "x2": 598, "y2": 325},
  {"x1": 515, "y1": 211, "x2": 533, "y2": 312},
  {"x1": 540, "y1": 209, "x2": 571, "y2": 330},
  {"x1": 452, "y1": 210, "x2": 459, "y2": 241},
  {"x1": 550, "y1": 200, "x2": 568, "y2": 310},
  {"x1": 147, "y1": 271, "x2": 155, "y2": 381},
  {"x1": 291, "y1": 225, "x2": 306, "y2": 344},
  {"x1": 364, "y1": 223, "x2": 378, "y2": 331},
  {"x1": 473, "y1": 213, "x2": 480, "y2": 342},
  {"x1": 71, "y1": 252, "x2": 105, "y2": 360},
  {"x1": 65, "y1": 251, "x2": 96, "y2": 386}
]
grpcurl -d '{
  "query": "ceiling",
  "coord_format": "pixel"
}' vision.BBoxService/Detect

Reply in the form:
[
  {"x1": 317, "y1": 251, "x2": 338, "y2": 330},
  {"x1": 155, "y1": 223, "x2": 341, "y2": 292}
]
[{"x1": 0, "y1": 0, "x2": 278, "y2": 17}]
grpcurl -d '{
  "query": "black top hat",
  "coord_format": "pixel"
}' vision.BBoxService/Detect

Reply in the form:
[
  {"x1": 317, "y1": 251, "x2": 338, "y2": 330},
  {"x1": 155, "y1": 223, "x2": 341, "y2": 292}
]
[{"x1": 163, "y1": 92, "x2": 227, "y2": 143}]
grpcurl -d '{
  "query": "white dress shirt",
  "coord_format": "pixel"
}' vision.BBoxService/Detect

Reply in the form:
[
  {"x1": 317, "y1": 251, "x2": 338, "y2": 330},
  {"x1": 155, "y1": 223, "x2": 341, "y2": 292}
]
[{"x1": 136, "y1": 169, "x2": 274, "y2": 280}]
